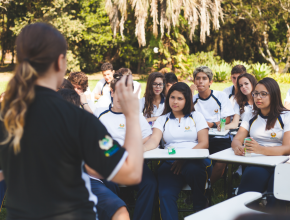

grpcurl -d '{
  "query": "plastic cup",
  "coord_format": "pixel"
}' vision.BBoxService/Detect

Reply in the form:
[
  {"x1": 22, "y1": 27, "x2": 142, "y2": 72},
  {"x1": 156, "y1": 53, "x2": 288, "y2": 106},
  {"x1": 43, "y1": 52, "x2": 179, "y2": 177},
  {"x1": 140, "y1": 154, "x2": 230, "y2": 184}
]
[
  {"x1": 244, "y1": 138, "x2": 252, "y2": 157},
  {"x1": 168, "y1": 146, "x2": 176, "y2": 155},
  {"x1": 220, "y1": 117, "x2": 226, "y2": 132}
]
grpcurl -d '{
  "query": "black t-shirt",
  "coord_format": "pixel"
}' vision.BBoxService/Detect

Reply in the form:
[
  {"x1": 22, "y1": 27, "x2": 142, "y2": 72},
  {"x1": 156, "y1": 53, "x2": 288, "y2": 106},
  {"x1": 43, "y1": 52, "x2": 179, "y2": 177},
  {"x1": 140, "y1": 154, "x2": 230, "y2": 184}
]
[{"x1": 0, "y1": 86, "x2": 127, "y2": 220}]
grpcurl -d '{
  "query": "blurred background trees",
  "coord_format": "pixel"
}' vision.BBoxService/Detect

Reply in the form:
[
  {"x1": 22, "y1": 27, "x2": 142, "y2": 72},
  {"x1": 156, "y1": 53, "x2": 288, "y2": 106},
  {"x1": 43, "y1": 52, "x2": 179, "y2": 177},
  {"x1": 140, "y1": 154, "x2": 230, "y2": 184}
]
[{"x1": 0, "y1": 0, "x2": 290, "y2": 80}]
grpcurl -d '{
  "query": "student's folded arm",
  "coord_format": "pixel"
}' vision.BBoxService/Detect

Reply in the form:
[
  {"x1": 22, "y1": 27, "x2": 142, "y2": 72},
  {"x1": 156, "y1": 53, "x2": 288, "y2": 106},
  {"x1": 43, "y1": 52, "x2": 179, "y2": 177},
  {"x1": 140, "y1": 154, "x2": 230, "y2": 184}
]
[
  {"x1": 146, "y1": 116, "x2": 159, "y2": 123},
  {"x1": 260, "y1": 131, "x2": 290, "y2": 156},
  {"x1": 193, "y1": 128, "x2": 209, "y2": 149},
  {"x1": 143, "y1": 128, "x2": 162, "y2": 152},
  {"x1": 225, "y1": 114, "x2": 240, "y2": 130}
]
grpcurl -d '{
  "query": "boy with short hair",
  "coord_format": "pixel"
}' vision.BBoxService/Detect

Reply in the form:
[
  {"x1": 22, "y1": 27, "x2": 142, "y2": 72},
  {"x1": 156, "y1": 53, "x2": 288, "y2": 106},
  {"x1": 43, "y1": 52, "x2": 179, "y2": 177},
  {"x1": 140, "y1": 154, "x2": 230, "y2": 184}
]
[
  {"x1": 68, "y1": 71, "x2": 96, "y2": 112},
  {"x1": 92, "y1": 63, "x2": 115, "y2": 100},
  {"x1": 223, "y1": 65, "x2": 246, "y2": 107},
  {"x1": 192, "y1": 66, "x2": 235, "y2": 184},
  {"x1": 164, "y1": 72, "x2": 178, "y2": 96}
]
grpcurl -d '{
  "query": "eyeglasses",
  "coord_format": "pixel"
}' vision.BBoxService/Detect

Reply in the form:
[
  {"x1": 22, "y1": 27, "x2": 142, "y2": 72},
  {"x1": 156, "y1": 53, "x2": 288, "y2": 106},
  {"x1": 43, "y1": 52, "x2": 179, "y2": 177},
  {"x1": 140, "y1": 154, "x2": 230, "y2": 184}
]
[
  {"x1": 152, "y1": 83, "x2": 164, "y2": 88},
  {"x1": 252, "y1": 91, "x2": 269, "y2": 98}
]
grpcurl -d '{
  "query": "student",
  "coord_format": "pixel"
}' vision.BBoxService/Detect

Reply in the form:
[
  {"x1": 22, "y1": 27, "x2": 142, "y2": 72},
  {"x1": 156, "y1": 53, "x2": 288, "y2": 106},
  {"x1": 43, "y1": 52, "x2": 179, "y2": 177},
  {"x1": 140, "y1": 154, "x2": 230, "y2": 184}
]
[
  {"x1": 94, "y1": 72, "x2": 156, "y2": 220},
  {"x1": 164, "y1": 72, "x2": 178, "y2": 96},
  {"x1": 68, "y1": 71, "x2": 96, "y2": 112},
  {"x1": 140, "y1": 72, "x2": 165, "y2": 126},
  {"x1": 223, "y1": 65, "x2": 246, "y2": 107},
  {"x1": 143, "y1": 82, "x2": 212, "y2": 219},
  {"x1": 232, "y1": 77, "x2": 290, "y2": 207},
  {"x1": 0, "y1": 23, "x2": 144, "y2": 220},
  {"x1": 284, "y1": 88, "x2": 290, "y2": 110},
  {"x1": 192, "y1": 66, "x2": 235, "y2": 184},
  {"x1": 219, "y1": 73, "x2": 257, "y2": 130},
  {"x1": 92, "y1": 62, "x2": 114, "y2": 100}
]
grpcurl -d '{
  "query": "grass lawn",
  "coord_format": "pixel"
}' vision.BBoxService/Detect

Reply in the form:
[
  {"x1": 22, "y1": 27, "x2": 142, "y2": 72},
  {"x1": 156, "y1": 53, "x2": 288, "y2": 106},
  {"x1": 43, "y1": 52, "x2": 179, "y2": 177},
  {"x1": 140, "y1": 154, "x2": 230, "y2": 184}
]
[{"x1": 0, "y1": 80, "x2": 289, "y2": 219}]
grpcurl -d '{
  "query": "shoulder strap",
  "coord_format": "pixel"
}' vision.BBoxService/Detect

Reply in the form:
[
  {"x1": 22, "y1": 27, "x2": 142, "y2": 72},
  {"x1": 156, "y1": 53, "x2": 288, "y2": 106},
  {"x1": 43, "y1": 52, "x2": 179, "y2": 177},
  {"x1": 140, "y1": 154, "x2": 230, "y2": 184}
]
[
  {"x1": 101, "y1": 81, "x2": 108, "y2": 95},
  {"x1": 277, "y1": 115, "x2": 284, "y2": 129},
  {"x1": 163, "y1": 116, "x2": 170, "y2": 132},
  {"x1": 249, "y1": 115, "x2": 258, "y2": 133}
]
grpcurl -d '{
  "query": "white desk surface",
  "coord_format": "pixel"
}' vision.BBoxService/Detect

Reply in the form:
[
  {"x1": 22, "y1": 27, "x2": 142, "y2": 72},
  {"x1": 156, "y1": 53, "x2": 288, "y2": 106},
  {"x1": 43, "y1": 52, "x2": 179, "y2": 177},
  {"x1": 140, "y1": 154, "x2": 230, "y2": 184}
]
[
  {"x1": 143, "y1": 148, "x2": 209, "y2": 160},
  {"x1": 209, "y1": 148, "x2": 289, "y2": 167},
  {"x1": 231, "y1": 131, "x2": 237, "y2": 136},
  {"x1": 184, "y1": 192, "x2": 262, "y2": 220},
  {"x1": 209, "y1": 128, "x2": 229, "y2": 136}
]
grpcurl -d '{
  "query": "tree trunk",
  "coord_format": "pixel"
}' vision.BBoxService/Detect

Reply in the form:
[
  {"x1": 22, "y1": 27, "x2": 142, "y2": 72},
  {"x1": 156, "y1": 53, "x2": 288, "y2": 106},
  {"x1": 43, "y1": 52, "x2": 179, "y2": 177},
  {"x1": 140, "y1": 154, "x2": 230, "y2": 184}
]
[
  {"x1": 1, "y1": 13, "x2": 5, "y2": 65},
  {"x1": 219, "y1": 29, "x2": 224, "y2": 59}
]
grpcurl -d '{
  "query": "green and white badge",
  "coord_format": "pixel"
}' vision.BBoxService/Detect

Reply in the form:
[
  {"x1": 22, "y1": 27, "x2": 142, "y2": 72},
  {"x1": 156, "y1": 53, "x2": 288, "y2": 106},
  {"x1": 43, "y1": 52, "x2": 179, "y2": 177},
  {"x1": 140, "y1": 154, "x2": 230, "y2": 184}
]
[{"x1": 99, "y1": 135, "x2": 113, "y2": 150}]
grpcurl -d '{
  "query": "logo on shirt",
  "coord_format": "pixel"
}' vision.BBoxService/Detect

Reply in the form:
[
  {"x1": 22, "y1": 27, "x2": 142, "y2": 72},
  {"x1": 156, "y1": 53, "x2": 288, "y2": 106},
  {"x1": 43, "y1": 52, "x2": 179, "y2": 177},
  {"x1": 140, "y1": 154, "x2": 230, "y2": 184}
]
[
  {"x1": 214, "y1": 109, "x2": 219, "y2": 114},
  {"x1": 104, "y1": 144, "x2": 120, "y2": 157},
  {"x1": 270, "y1": 132, "x2": 277, "y2": 139},
  {"x1": 118, "y1": 124, "x2": 125, "y2": 129},
  {"x1": 184, "y1": 126, "x2": 192, "y2": 132},
  {"x1": 99, "y1": 135, "x2": 113, "y2": 150}
]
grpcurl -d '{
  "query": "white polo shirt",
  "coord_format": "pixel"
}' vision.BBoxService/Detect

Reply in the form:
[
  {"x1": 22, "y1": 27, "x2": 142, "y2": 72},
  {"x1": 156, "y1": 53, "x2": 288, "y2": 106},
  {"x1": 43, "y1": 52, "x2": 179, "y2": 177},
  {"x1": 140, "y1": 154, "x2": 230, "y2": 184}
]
[
  {"x1": 223, "y1": 85, "x2": 236, "y2": 107},
  {"x1": 193, "y1": 90, "x2": 235, "y2": 122},
  {"x1": 241, "y1": 111, "x2": 290, "y2": 147},
  {"x1": 94, "y1": 105, "x2": 152, "y2": 146},
  {"x1": 153, "y1": 111, "x2": 208, "y2": 149},
  {"x1": 233, "y1": 102, "x2": 254, "y2": 121},
  {"x1": 139, "y1": 94, "x2": 165, "y2": 118},
  {"x1": 92, "y1": 78, "x2": 111, "y2": 97}
]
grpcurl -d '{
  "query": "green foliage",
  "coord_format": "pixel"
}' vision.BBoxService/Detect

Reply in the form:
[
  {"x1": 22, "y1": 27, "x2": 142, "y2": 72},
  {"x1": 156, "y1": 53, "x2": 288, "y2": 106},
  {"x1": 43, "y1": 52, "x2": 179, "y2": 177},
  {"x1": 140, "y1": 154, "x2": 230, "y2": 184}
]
[
  {"x1": 252, "y1": 63, "x2": 272, "y2": 81},
  {"x1": 232, "y1": 60, "x2": 252, "y2": 72},
  {"x1": 213, "y1": 62, "x2": 232, "y2": 82}
]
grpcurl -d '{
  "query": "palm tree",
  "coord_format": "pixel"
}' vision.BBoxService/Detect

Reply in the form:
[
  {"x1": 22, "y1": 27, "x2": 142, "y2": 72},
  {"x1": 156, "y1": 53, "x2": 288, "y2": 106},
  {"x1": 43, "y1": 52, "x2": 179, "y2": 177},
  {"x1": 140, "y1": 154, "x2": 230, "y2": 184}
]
[{"x1": 105, "y1": 0, "x2": 223, "y2": 46}]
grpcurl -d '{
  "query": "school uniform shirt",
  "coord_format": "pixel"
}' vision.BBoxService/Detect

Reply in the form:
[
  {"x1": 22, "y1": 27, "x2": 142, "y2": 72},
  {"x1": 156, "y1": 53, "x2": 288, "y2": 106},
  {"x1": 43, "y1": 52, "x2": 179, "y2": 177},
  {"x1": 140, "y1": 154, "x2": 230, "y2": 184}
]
[
  {"x1": 139, "y1": 94, "x2": 165, "y2": 118},
  {"x1": 153, "y1": 111, "x2": 209, "y2": 149},
  {"x1": 284, "y1": 89, "x2": 290, "y2": 104},
  {"x1": 94, "y1": 105, "x2": 152, "y2": 147},
  {"x1": 0, "y1": 85, "x2": 127, "y2": 220},
  {"x1": 233, "y1": 101, "x2": 254, "y2": 121},
  {"x1": 133, "y1": 81, "x2": 142, "y2": 99},
  {"x1": 193, "y1": 90, "x2": 235, "y2": 139},
  {"x1": 84, "y1": 87, "x2": 97, "y2": 112},
  {"x1": 92, "y1": 78, "x2": 111, "y2": 97},
  {"x1": 241, "y1": 111, "x2": 290, "y2": 147},
  {"x1": 223, "y1": 85, "x2": 236, "y2": 107}
]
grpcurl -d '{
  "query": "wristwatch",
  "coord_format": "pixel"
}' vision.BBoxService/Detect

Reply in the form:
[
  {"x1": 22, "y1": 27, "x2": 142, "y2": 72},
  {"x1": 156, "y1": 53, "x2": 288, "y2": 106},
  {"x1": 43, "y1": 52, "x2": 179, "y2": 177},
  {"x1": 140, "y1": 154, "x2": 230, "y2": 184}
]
[
  {"x1": 81, "y1": 103, "x2": 88, "y2": 108},
  {"x1": 212, "y1": 122, "x2": 217, "y2": 128}
]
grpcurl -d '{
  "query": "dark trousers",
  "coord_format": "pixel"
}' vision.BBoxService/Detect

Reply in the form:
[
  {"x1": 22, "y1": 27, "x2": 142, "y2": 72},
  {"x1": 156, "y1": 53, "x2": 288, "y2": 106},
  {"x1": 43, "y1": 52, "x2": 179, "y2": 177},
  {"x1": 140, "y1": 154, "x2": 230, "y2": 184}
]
[
  {"x1": 130, "y1": 162, "x2": 158, "y2": 220},
  {"x1": 90, "y1": 179, "x2": 125, "y2": 220},
  {"x1": 91, "y1": 163, "x2": 157, "y2": 220},
  {"x1": 237, "y1": 166, "x2": 286, "y2": 207},
  {"x1": 158, "y1": 159, "x2": 212, "y2": 220}
]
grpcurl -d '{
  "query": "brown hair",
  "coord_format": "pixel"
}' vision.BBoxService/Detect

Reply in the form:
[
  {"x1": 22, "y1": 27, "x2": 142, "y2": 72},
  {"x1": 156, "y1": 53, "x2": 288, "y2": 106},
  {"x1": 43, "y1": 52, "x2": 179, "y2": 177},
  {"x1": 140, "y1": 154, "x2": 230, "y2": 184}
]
[
  {"x1": 57, "y1": 89, "x2": 81, "y2": 107},
  {"x1": 67, "y1": 72, "x2": 88, "y2": 92},
  {"x1": 235, "y1": 73, "x2": 257, "y2": 115},
  {"x1": 253, "y1": 77, "x2": 288, "y2": 130},
  {"x1": 143, "y1": 72, "x2": 165, "y2": 118},
  {"x1": 0, "y1": 23, "x2": 67, "y2": 154},
  {"x1": 58, "y1": 79, "x2": 74, "y2": 91},
  {"x1": 101, "y1": 63, "x2": 113, "y2": 72},
  {"x1": 231, "y1": 65, "x2": 246, "y2": 75},
  {"x1": 110, "y1": 68, "x2": 133, "y2": 92}
]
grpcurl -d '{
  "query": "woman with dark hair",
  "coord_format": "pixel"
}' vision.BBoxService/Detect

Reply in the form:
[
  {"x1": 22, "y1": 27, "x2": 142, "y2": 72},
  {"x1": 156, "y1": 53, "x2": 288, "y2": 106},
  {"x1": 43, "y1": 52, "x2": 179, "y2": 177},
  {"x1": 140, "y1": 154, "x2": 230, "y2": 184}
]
[
  {"x1": 140, "y1": 72, "x2": 165, "y2": 126},
  {"x1": 232, "y1": 77, "x2": 290, "y2": 207},
  {"x1": 143, "y1": 82, "x2": 212, "y2": 219},
  {"x1": 218, "y1": 73, "x2": 257, "y2": 131},
  {"x1": 0, "y1": 23, "x2": 144, "y2": 219},
  {"x1": 93, "y1": 72, "x2": 156, "y2": 220},
  {"x1": 235, "y1": 73, "x2": 257, "y2": 120}
]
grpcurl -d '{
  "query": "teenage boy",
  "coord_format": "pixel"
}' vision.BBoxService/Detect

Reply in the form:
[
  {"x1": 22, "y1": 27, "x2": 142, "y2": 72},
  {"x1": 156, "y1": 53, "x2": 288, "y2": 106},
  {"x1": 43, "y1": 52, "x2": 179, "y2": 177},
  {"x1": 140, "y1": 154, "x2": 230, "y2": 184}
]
[
  {"x1": 93, "y1": 63, "x2": 114, "y2": 100},
  {"x1": 192, "y1": 66, "x2": 235, "y2": 184},
  {"x1": 223, "y1": 65, "x2": 246, "y2": 107},
  {"x1": 68, "y1": 71, "x2": 96, "y2": 112},
  {"x1": 164, "y1": 72, "x2": 178, "y2": 96}
]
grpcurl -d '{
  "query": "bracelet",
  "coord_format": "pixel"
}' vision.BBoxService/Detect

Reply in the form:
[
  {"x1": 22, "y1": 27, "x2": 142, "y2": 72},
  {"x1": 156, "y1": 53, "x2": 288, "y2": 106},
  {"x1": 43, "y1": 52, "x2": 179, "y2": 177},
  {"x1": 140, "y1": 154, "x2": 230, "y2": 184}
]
[
  {"x1": 212, "y1": 122, "x2": 217, "y2": 128},
  {"x1": 82, "y1": 103, "x2": 88, "y2": 106}
]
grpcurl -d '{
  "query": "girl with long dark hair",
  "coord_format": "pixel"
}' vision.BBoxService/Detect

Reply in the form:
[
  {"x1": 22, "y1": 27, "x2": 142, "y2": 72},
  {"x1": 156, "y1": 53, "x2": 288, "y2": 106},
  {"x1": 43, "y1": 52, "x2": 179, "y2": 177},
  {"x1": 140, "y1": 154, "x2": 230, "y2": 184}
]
[
  {"x1": 232, "y1": 77, "x2": 290, "y2": 207},
  {"x1": 0, "y1": 23, "x2": 144, "y2": 220},
  {"x1": 140, "y1": 72, "x2": 165, "y2": 125},
  {"x1": 219, "y1": 73, "x2": 257, "y2": 130},
  {"x1": 144, "y1": 82, "x2": 212, "y2": 219}
]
